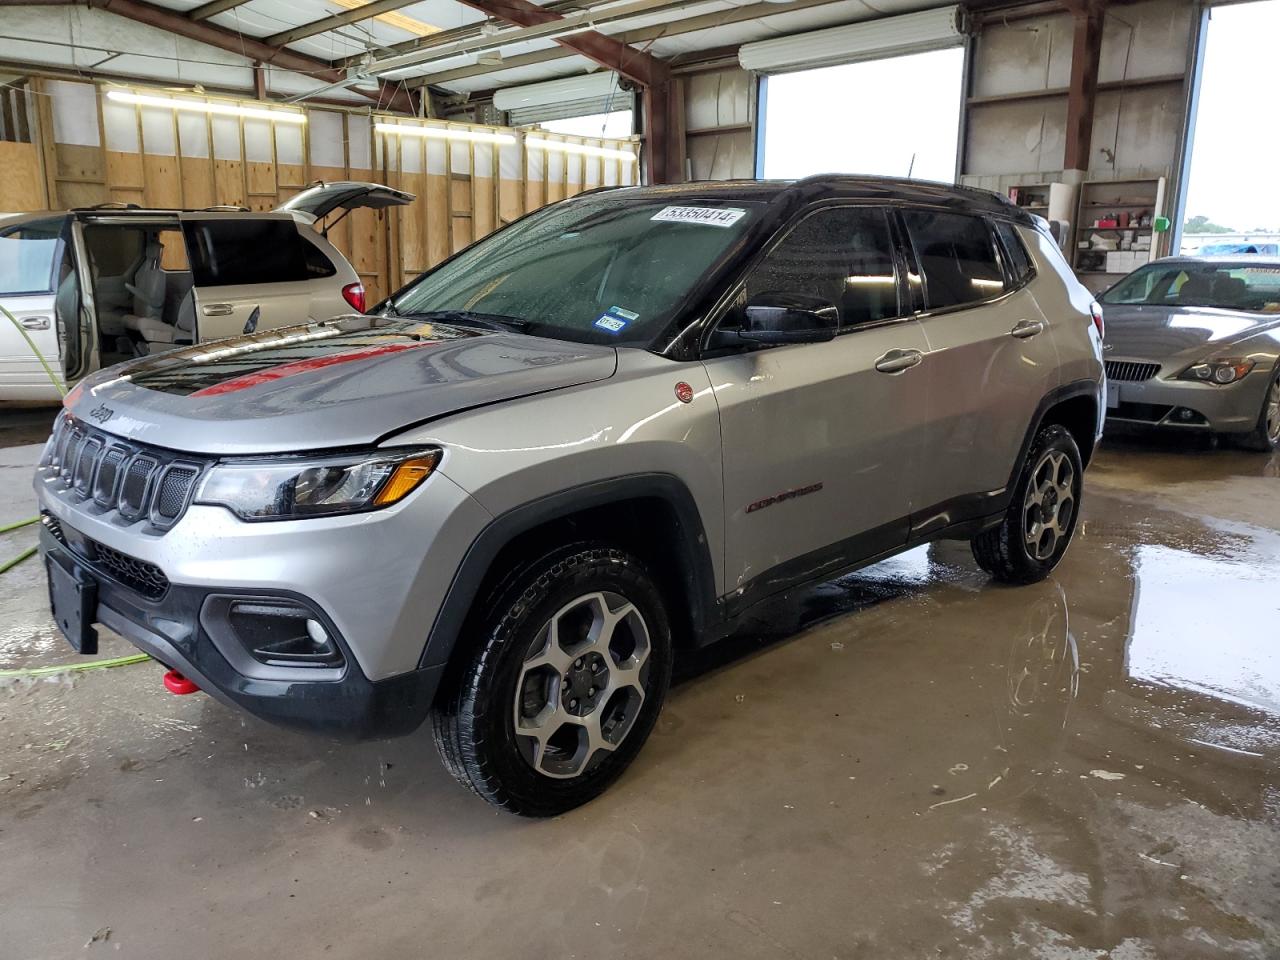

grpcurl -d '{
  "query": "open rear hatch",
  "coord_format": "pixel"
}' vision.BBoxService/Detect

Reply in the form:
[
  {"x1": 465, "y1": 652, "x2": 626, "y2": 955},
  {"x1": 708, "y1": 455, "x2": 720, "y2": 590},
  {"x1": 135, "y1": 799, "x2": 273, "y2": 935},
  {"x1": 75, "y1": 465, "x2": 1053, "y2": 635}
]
[{"x1": 277, "y1": 181, "x2": 415, "y2": 222}]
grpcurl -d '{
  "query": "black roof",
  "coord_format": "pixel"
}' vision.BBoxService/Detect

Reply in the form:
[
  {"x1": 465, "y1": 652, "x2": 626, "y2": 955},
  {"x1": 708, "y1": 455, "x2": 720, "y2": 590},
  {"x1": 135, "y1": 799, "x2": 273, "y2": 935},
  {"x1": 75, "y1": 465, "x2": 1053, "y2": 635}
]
[{"x1": 585, "y1": 175, "x2": 1035, "y2": 224}]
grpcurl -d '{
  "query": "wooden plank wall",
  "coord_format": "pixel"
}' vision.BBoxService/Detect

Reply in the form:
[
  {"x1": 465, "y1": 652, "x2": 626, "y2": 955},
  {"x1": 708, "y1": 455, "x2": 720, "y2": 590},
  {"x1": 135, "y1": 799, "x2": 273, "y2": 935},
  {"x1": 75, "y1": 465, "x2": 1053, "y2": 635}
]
[
  {"x1": 30, "y1": 78, "x2": 641, "y2": 304},
  {"x1": 376, "y1": 121, "x2": 639, "y2": 288}
]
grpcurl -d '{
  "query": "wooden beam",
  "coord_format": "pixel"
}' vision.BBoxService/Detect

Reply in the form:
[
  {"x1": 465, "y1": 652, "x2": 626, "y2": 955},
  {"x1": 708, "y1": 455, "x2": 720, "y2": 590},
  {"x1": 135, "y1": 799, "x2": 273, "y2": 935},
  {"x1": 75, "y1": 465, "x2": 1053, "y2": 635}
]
[
  {"x1": 1064, "y1": 6, "x2": 1104, "y2": 170},
  {"x1": 187, "y1": 0, "x2": 253, "y2": 21},
  {"x1": 453, "y1": 0, "x2": 671, "y2": 90},
  {"x1": 69, "y1": 0, "x2": 417, "y2": 113},
  {"x1": 413, "y1": 0, "x2": 842, "y2": 87},
  {"x1": 263, "y1": 0, "x2": 429, "y2": 48}
]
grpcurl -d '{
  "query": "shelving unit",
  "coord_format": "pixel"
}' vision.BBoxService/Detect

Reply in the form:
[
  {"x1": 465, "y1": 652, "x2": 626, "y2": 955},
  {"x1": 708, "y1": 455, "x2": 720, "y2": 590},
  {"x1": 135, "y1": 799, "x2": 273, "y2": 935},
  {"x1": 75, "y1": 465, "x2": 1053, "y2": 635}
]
[
  {"x1": 1071, "y1": 176, "x2": 1168, "y2": 292},
  {"x1": 1006, "y1": 182, "x2": 1074, "y2": 223}
]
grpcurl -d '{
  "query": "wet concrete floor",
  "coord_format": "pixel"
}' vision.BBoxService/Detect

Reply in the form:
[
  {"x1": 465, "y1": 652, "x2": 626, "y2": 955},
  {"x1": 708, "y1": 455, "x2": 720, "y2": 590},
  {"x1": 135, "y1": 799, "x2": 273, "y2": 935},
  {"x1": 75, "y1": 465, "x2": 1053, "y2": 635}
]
[{"x1": 1, "y1": 416, "x2": 1278, "y2": 959}]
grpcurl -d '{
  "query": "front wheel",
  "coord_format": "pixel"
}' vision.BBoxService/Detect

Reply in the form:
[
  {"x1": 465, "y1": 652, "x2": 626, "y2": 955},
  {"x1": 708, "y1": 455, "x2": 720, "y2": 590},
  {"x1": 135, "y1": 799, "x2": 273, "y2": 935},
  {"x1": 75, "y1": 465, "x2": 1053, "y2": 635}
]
[
  {"x1": 972, "y1": 424, "x2": 1083, "y2": 584},
  {"x1": 1235, "y1": 366, "x2": 1280, "y2": 453},
  {"x1": 431, "y1": 544, "x2": 672, "y2": 817}
]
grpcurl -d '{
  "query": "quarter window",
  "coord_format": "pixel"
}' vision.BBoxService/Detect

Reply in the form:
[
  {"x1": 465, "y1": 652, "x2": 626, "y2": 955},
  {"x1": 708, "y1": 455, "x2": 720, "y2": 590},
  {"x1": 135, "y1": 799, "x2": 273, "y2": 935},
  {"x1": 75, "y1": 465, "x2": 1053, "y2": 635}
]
[
  {"x1": 183, "y1": 219, "x2": 332, "y2": 287},
  {"x1": 994, "y1": 220, "x2": 1034, "y2": 286},
  {"x1": 902, "y1": 210, "x2": 1006, "y2": 310},
  {"x1": 744, "y1": 206, "x2": 901, "y2": 329}
]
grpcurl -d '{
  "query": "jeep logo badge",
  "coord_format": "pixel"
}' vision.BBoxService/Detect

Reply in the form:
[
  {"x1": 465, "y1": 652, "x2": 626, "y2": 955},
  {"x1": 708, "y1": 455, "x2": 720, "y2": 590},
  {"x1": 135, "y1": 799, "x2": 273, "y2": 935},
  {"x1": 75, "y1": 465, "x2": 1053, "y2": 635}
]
[{"x1": 88, "y1": 403, "x2": 115, "y2": 425}]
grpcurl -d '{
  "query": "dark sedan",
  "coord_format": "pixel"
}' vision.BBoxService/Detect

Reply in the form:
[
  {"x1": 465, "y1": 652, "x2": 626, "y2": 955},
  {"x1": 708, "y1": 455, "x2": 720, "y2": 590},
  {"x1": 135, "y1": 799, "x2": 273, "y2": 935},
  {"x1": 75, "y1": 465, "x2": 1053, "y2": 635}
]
[{"x1": 1100, "y1": 257, "x2": 1280, "y2": 451}]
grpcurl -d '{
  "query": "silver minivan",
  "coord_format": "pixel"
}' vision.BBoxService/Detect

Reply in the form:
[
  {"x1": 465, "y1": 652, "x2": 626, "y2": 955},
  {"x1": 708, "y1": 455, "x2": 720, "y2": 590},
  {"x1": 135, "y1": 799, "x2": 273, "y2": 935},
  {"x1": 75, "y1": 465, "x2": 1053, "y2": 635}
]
[{"x1": 0, "y1": 181, "x2": 411, "y2": 401}]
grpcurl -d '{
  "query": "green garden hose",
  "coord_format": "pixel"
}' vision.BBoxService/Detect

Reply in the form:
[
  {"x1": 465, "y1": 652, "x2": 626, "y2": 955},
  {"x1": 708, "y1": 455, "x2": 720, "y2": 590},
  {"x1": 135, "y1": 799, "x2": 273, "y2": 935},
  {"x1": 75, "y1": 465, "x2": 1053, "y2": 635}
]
[{"x1": 0, "y1": 653, "x2": 150, "y2": 679}]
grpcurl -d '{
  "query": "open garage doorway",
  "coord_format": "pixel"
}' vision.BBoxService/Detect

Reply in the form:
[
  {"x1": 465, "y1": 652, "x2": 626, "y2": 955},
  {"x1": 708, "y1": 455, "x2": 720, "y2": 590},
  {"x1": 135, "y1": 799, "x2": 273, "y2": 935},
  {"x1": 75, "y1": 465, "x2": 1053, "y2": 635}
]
[
  {"x1": 758, "y1": 47, "x2": 966, "y2": 182},
  {"x1": 1178, "y1": 0, "x2": 1280, "y2": 254}
]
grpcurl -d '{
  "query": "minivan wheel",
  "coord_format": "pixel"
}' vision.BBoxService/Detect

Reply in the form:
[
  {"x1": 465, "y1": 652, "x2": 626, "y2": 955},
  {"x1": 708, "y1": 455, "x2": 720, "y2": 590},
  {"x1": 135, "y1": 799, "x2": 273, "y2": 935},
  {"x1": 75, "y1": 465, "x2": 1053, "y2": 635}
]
[
  {"x1": 1235, "y1": 367, "x2": 1280, "y2": 452},
  {"x1": 971, "y1": 424, "x2": 1083, "y2": 585},
  {"x1": 431, "y1": 544, "x2": 672, "y2": 817}
]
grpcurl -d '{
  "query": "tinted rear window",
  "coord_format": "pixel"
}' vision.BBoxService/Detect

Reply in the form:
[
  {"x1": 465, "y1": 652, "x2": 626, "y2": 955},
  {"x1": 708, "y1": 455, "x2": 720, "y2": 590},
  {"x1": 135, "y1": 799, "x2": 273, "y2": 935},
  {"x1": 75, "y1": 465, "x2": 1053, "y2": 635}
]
[
  {"x1": 994, "y1": 220, "x2": 1034, "y2": 286},
  {"x1": 183, "y1": 219, "x2": 334, "y2": 287},
  {"x1": 903, "y1": 210, "x2": 1006, "y2": 310}
]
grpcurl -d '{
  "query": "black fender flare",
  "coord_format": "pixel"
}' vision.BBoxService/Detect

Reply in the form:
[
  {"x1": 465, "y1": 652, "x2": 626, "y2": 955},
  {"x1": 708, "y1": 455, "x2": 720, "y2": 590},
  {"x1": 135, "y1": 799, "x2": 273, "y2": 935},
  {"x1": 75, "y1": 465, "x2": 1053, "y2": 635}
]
[
  {"x1": 1003, "y1": 378, "x2": 1103, "y2": 499},
  {"x1": 418, "y1": 472, "x2": 720, "y2": 671}
]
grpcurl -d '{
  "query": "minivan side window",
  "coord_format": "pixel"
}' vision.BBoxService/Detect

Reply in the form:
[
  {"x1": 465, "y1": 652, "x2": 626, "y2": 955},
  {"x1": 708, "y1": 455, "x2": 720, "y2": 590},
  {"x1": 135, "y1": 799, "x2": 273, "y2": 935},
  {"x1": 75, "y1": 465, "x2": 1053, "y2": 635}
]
[
  {"x1": 993, "y1": 220, "x2": 1034, "y2": 286},
  {"x1": 743, "y1": 206, "x2": 901, "y2": 329},
  {"x1": 183, "y1": 219, "x2": 334, "y2": 287},
  {"x1": 902, "y1": 210, "x2": 1006, "y2": 310}
]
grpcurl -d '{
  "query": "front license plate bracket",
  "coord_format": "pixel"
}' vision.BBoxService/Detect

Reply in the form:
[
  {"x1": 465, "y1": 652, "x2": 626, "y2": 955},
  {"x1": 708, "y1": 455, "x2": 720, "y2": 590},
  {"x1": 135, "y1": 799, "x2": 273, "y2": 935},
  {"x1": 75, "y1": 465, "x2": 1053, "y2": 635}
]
[{"x1": 47, "y1": 555, "x2": 99, "y2": 655}]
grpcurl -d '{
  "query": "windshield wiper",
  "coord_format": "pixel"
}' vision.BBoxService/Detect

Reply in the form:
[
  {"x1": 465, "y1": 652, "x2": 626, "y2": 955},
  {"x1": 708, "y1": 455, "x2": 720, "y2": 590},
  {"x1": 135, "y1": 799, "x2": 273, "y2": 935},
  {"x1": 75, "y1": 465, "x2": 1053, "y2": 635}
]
[{"x1": 398, "y1": 309, "x2": 532, "y2": 333}]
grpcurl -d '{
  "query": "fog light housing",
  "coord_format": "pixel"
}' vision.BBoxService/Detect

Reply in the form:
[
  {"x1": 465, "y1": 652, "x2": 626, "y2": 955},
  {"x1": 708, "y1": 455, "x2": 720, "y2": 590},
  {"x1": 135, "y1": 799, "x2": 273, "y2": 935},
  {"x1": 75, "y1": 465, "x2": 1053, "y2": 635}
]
[{"x1": 226, "y1": 601, "x2": 344, "y2": 667}]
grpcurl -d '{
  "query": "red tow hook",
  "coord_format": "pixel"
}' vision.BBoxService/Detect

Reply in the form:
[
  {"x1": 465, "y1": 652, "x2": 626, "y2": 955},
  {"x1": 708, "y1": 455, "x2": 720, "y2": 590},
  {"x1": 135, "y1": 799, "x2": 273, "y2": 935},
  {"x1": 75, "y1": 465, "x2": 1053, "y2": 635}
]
[{"x1": 162, "y1": 669, "x2": 200, "y2": 695}]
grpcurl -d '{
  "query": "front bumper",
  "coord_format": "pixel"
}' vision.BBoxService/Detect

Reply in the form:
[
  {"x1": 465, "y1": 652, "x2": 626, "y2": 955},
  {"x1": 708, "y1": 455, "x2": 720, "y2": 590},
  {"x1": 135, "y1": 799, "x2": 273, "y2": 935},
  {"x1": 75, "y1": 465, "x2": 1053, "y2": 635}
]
[
  {"x1": 1105, "y1": 366, "x2": 1271, "y2": 433},
  {"x1": 39, "y1": 522, "x2": 443, "y2": 740}
]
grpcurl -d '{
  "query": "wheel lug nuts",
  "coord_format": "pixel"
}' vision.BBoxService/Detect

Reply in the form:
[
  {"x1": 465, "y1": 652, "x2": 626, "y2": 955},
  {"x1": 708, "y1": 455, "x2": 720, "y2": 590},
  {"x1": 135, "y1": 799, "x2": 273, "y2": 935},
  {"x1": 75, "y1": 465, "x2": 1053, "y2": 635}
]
[
  {"x1": 574, "y1": 658, "x2": 583, "y2": 668},
  {"x1": 588, "y1": 687, "x2": 596, "y2": 696},
  {"x1": 569, "y1": 699, "x2": 578, "y2": 708}
]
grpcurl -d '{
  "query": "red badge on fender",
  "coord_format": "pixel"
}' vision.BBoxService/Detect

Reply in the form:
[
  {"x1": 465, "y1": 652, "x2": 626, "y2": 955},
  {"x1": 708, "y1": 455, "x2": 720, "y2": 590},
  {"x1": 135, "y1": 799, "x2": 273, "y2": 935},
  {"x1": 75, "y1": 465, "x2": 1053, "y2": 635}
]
[{"x1": 674, "y1": 382, "x2": 694, "y2": 404}]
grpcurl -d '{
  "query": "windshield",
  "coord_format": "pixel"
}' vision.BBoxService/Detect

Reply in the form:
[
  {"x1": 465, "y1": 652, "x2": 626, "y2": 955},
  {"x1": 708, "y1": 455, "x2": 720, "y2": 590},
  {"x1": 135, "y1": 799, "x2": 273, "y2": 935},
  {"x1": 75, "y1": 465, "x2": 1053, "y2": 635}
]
[
  {"x1": 1102, "y1": 261, "x2": 1280, "y2": 314},
  {"x1": 0, "y1": 217, "x2": 68, "y2": 296},
  {"x1": 390, "y1": 198, "x2": 759, "y2": 345}
]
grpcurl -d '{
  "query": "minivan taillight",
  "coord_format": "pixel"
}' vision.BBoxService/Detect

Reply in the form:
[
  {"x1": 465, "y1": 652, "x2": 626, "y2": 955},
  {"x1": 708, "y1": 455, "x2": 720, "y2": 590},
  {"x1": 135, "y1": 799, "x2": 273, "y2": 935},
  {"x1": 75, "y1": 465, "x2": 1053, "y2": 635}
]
[
  {"x1": 1089, "y1": 301, "x2": 1104, "y2": 339},
  {"x1": 342, "y1": 282, "x2": 366, "y2": 313}
]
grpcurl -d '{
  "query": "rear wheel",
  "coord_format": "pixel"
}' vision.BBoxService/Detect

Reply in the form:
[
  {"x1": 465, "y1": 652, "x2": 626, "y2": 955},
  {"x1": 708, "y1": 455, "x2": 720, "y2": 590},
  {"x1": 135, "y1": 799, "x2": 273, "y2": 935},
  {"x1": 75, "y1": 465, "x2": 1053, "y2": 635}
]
[
  {"x1": 1236, "y1": 367, "x2": 1280, "y2": 453},
  {"x1": 431, "y1": 544, "x2": 672, "y2": 817},
  {"x1": 972, "y1": 424, "x2": 1083, "y2": 584}
]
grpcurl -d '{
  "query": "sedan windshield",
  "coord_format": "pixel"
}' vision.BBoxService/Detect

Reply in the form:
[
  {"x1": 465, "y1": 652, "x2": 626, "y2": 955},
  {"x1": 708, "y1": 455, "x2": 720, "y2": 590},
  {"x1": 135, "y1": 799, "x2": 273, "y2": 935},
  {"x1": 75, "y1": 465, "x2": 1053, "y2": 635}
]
[
  {"x1": 390, "y1": 198, "x2": 759, "y2": 345},
  {"x1": 1102, "y1": 261, "x2": 1280, "y2": 313}
]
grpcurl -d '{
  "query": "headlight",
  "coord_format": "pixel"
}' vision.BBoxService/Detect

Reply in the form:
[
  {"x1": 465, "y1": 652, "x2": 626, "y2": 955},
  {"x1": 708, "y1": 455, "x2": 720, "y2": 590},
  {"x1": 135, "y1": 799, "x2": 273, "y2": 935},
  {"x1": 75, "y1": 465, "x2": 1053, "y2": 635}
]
[
  {"x1": 194, "y1": 447, "x2": 441, "y2": 521},
  {"x1": 1177, "y1": 358, "x2": 1256, "y2": 385}
]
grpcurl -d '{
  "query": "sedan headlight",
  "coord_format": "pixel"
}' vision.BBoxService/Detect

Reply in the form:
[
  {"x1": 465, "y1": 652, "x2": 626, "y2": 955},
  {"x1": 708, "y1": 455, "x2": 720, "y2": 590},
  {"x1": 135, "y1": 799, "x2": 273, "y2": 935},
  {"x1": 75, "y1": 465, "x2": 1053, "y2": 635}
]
[
  {"x1": 1177, "y1": 358, "x2": 1256, "y2": 385},
  {"x1": 194, "y1": 447, "x2": 441, "y2": 521}
]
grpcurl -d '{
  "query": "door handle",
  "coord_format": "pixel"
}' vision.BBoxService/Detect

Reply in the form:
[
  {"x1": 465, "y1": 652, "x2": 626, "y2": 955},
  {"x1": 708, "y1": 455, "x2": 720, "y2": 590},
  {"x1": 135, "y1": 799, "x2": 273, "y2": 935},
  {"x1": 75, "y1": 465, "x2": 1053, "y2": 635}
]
[
  {"x1": 1010, "y1": 319, "x2": 1045, "y2": 339},
  {"x1": 202, "y1": 303, "x2": 234, "y2": 317},
  {"x1": 20, "y1": 317, "x2": 51, "y2": 330},
  {"x1": 874, "y1": 348, "x2": 924, "y2": 374}
]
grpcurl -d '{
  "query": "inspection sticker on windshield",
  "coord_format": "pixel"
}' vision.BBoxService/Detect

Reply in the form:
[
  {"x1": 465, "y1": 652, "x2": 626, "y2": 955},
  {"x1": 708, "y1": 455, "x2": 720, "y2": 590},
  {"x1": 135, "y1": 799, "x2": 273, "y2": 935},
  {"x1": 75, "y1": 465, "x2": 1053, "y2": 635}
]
[
  {"x1": 651, "y1": 206, "x2": 746, "y2": 228},
  {"x1": 594, "y1": 315, "x2": 629, "y2": 334}
]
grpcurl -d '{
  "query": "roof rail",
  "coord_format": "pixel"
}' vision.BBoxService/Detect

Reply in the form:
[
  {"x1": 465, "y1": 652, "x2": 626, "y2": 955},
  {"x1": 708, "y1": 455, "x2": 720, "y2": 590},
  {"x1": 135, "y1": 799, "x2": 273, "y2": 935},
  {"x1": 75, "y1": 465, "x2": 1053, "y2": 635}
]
[
  {"x1": 201, "y1": 204, "x2": 251, "y2": 212},
  {"x1": 85, "y1": 202, "x2": 141, "y2": 210}
]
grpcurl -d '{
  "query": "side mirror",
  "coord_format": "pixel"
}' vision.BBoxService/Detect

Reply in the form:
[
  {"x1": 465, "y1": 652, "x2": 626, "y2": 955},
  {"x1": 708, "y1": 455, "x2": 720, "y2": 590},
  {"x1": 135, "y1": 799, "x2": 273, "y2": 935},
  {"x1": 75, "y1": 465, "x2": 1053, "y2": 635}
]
[{"x1": 739, "y1": 292, "x2": 839, "y2": 344}]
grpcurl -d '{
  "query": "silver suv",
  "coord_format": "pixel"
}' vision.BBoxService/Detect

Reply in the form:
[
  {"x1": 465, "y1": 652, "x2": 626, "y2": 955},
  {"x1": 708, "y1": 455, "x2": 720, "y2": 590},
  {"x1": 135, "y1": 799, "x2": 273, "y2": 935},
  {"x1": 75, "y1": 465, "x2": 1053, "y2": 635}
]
[{"x1": 34, "y1": 177, "x2": 1105, "y2": 816}]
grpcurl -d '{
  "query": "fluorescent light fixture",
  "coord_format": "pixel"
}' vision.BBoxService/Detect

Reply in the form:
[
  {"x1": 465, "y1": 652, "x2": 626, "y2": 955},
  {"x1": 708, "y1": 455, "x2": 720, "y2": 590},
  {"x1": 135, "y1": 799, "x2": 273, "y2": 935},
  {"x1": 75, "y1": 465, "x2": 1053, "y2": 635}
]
[
  {"x1": 525, "y1": 136, "x2": 635, "y2": 162},
  {"x1": 739, "y1": 5, "x2": 966, "y2": 74},
  {"x1": 106, "y1": 89, "x2": 306, "y2": 124},
  {"x1": 375, "y1": 122, "x2": 515, "y2": 145}
]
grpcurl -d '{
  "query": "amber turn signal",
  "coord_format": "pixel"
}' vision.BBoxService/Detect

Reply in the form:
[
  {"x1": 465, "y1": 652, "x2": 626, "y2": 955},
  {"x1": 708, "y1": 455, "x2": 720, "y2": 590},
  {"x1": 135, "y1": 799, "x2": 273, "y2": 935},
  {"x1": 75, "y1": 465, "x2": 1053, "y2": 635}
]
[{"x1": 373, "y1": 451, "x2": 441, "y2": 506}]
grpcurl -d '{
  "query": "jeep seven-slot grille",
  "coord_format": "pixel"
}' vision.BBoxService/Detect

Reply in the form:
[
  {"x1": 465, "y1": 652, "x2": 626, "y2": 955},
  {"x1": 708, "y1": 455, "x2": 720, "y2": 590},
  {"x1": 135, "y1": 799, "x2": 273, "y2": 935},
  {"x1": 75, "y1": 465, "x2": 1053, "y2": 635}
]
[
  {"x1": 40, "y1": 416, "x2": 205, "y2": 531},
  {"x1": 1105, "y1": 360, "x2": 1161, "y2": 383}
]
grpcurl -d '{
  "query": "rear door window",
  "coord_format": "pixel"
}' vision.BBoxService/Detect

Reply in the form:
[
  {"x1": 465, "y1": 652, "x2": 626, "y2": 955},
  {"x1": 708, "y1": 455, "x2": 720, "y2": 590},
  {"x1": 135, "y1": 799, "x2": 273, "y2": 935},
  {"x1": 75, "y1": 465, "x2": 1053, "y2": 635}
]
[
  {"x1": 182, "y1": 218, "x2": 332, "y2": 287},
  {"x1": 902, "y1": 210, "x2": 1007, "y2": 310}
]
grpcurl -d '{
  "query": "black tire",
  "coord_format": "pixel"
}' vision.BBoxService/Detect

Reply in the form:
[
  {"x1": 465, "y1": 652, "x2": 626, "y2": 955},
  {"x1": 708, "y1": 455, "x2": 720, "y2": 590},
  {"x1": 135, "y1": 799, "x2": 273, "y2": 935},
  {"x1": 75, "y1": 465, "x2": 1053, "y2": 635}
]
[
  {"x1": 972, "y1": 424, "x2": 1083, "y2": 585},
  {"x1": 1234, "y1": 365, "x2": 1280, "y2": 453},
  {"x1": 431, "y1": 543, "x2": 672, "y2": 817}
]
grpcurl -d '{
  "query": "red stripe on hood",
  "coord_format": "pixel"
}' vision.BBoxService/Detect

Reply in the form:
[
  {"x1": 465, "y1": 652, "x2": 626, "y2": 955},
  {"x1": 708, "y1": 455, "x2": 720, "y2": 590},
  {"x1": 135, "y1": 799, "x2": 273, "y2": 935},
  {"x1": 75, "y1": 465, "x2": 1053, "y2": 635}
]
[{"x1": 189, "y1": 340, "x2": 436, "y2": 398}]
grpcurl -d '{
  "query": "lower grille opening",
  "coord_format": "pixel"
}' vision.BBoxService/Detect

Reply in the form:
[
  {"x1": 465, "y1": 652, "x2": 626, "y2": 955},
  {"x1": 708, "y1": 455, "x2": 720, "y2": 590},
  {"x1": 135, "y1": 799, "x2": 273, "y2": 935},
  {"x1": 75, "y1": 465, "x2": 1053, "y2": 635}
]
[{"x1": 91, "y1": 541, "x2": 170, "y2": 600}]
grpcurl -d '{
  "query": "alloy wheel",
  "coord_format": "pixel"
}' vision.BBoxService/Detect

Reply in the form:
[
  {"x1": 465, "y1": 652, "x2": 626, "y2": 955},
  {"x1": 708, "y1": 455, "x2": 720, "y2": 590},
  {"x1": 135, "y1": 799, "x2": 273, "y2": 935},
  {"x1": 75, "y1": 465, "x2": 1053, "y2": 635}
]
[
  {"x1": 512, "y1": 591, "x2": 651, "y2": 779},
  {"x1": 1023, "y1": 450, "x2": 1076, "y2": 562},
  {"x1": 1267, "y1": 375, "x2": 1280, "y2": 444}
]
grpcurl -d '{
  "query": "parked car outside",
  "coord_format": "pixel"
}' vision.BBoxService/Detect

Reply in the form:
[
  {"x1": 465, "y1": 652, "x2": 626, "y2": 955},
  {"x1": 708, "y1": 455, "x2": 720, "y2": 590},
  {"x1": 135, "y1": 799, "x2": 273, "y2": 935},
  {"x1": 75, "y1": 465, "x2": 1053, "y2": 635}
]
[
  {"x1": 34, "y1": 176, "x2": 1104, "y2": 815},
  {"x1": 0, "y1": 182, "x2": 412, "y2": 402},
  {"x1": 1100, "y1": 256, "x2": 1280, "y2": 450}
]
